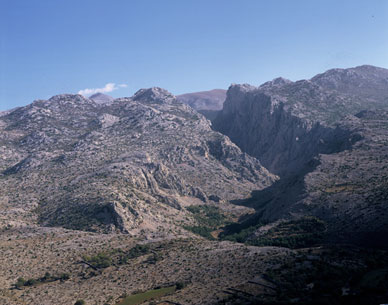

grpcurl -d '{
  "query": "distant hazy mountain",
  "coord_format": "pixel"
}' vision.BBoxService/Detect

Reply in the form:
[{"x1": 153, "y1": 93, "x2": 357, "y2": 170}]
[
  {"x1": 177, "y1": 89, "x2": 227, "y2": 111},
  {"x1": 89, "y1": 92, "x2": 114, "y2": 104}
]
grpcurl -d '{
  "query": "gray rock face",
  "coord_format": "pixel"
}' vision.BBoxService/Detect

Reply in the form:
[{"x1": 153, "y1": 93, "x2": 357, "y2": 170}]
[
  {"x1": 133, "y1": 87, "x2": 176, "y2": 104},
  {"x1": 212, "y1": 65, "x2": 388, "y2": 243},
  {"x1": 177, "y1": 89, "x2": 227, "y2": 111},
  {"x1": 0, "y1": 88, "x2": 276, "y2": 233},
  {"x1": 213, "y1": 83, "x2": 347, "y2": 175},
  {"x1": 247, "y1": 111, "x2": 388, "y2": 243},
  {"x1": 213, "y1": 66, "x2": 388, "y2": 175}
]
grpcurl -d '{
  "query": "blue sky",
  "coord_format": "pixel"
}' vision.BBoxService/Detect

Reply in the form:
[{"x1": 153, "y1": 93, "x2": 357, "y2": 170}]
[{"x1": 1, "y1": 0, "x2": 387, "y2": 110}]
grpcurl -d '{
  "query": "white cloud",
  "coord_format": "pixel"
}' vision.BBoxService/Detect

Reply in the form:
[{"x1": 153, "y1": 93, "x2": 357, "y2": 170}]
[{"x1": 78, "y1": 83, "x2": 127, "y2": 96}]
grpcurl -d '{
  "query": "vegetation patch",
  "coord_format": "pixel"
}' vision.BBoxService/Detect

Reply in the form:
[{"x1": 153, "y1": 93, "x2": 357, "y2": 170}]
[
  {"x1": 116, "y1": 285, "x2": 176, "y2": 305},
  {"x1": 220, "y1": 223, "x2": 263, "y2": 243},
  {"x1": 81, "y1": 244, "x2": 152, "y2": 269},
  {"x1": 184, "y1": 205, "x2": 229, "y2": 239},
  {"x1": 250, "y1": 217, "x2": 326, "y2": 249},
  {"x1": 14, "y1": 272, "x2": 70, "y2": 289},
  {"x1": 117, "y1": 244, "x2": 152, "y2": 264},
  {"x1": 82, "y1": 252, "x2": 113, "y2": 269},
  {"x1": 183, "y1": 225, "x2": 215, "y2": 239},
  {"x1": 221, "y1": 217, "x2": 326, "y2": 249},
  {"x1": 186, "y1": 205, "x2": 227, "y2": 227}
]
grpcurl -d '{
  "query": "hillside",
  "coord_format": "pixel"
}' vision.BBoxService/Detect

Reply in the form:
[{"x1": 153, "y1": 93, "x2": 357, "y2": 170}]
[{"x1": 0, "y1": 88, "x2": 275, "y2": 235}]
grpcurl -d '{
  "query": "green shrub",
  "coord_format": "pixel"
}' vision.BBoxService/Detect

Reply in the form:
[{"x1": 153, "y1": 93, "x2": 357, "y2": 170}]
[
  {"x1": 125, "y1": 244, "x2": 150, "y2": 259},
  {"x1": 117, "y1": 244, "x2": 151, "y2": 265},
  {"x1": 60, "y1": 273, "x2": 70, "y2": 280},
  {"x1": 15, "y1": 277, "x2": 25, "y2": 288},
  {"x1": 83, "y1": 252, "x2": 112, "y2": 269},
  {"x1": 42, "y1": 272, "x2": 52, "y2": 281},
  {"x1": 24, "y1": 278, "x2": 37, "y2": 286},
  {"x1": 176, "y1": 281, "x2": 186, "y2": 290}
]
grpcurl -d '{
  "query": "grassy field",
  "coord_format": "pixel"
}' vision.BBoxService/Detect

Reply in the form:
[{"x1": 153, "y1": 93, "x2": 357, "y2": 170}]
[{"x1": 116, "y1": 286, "x2": 176, "y2": 305}]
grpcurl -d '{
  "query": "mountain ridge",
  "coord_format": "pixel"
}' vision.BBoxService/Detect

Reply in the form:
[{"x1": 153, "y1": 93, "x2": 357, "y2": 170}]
[{"x1": 212, "y1": 65, "x2": 388, "y2": 246}]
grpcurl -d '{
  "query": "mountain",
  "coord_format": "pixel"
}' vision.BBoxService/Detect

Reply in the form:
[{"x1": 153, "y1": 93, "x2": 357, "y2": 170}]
[
  {"x1": 213, "y1": 65, "x2": 388, "y2": 175},
  {"x1": 0, "y1": 88, "x2": 275, "y2": 234},
  {"x1": 311, "y1": 65, "x2": 388, "y2": 99},
  {"x1": 177, "y1": 89, "x2": 227, "y2": 111},
  {"x1": 177, "y1": 89, "x2": 226, "y2": 110},
  {"x1": 177, "y1": 89, "x2": 227, "y2": 120},
  {"x1": 89, "y1": 92, "x2": 114, "y2": 104},
  {"x1": 213, "y1": 65, "x2": 388, "y2": 246},
  {"x1": 1, "y1": 68, "x2": 388, "y2": 305}
]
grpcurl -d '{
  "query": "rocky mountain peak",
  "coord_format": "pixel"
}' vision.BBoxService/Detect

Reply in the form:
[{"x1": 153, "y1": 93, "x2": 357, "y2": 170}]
[
  {"x1": 310, "y1": 65, "x2": 388, "y2": 99},
  {"x1": 133, "y1": 87, "x2": 175, "y2": 104},
  {"x1": 312, "y1": 65, "x2": 388, "y2": 81},
  {"x1": 28, "y1": 94, "x2": 94, "y2": 111},
  {"x1": 260, "y1": 77, "x2": 293, "y2": 89},
  {"x1": 228, "y1": 83, "x2": 256, "y2": 95},
  {"x1": 47, "y1": 94, "x2": 89, "y2": 103},
  {"x1": 221, "y1": 84, "x2": 273, "y2": 116}
]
